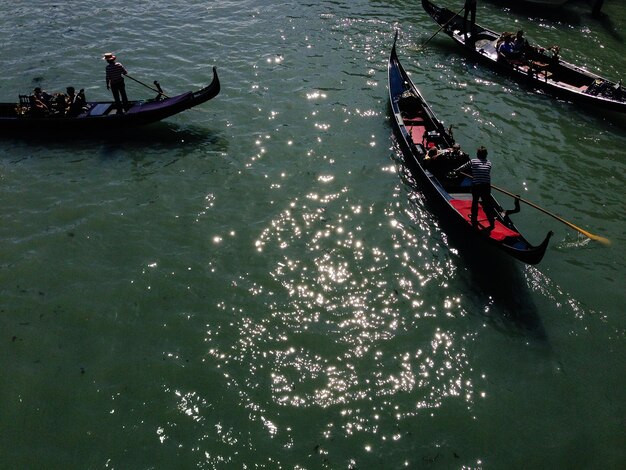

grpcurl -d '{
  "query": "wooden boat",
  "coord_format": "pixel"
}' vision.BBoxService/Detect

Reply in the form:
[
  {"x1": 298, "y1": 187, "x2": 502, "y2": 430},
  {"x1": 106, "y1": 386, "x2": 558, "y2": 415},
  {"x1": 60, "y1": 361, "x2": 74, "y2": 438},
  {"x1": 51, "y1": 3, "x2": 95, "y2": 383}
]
[
  {"x1": 421, "y1": 0, "x2": 626, "y2": 113},
  {"x1": 388, "y1": 33, "x2": 552, "y2": 264},
  {"x1": 0, "y1": 67, "x2": 220, "y2": 133}
]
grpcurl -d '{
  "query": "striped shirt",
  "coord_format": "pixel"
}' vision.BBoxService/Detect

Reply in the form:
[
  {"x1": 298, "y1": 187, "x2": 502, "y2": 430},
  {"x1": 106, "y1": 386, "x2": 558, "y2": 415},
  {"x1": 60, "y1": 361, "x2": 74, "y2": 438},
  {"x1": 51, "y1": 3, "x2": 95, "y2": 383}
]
[
  {"x1": 105, "y1": 62, "x2": 127, "y2": 85},
  {"x1": 458, "y1": 158, "x2": 491, "y2": 185}
]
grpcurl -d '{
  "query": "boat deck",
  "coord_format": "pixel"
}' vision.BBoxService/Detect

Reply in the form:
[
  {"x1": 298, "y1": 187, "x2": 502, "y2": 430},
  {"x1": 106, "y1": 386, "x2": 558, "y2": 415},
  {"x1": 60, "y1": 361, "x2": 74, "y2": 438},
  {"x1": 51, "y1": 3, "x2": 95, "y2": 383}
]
[{"x1": 448, "y1": 196, "x2": 520, "y2": 241}]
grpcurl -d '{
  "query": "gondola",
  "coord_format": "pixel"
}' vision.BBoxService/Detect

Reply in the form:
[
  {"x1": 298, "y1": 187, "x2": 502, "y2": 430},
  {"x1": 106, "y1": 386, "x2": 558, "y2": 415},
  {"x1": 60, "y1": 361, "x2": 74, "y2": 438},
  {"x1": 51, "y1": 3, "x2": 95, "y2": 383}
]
[
  {"x1": 388, "y1": 33, "x2": 552, "y2": 264},
  {"x1": 0, "y1": 67, "x2": 220, "y2": 133},
  {"x1": 421, "y1": 0, "x2": 625, "y2": 114}
]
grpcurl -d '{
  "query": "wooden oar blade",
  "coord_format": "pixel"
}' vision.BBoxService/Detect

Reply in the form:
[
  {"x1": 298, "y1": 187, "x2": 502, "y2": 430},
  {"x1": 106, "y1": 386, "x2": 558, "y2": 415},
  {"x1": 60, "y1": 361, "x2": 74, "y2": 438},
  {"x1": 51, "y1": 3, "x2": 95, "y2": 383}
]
[
  {"x1": 584, "y1": 232, "x2": 611, "y2": 246},
  {"x1": 459, "y1": 171, "x2": 610, "y2": 246},
  {"x1": 492, "y1": 185, "x2": 611, "y2": 246}
]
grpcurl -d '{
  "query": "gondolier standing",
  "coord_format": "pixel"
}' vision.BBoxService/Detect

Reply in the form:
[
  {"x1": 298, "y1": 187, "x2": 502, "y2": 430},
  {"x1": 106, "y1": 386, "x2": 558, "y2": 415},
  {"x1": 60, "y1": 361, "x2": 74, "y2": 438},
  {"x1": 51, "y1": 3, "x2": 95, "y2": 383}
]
[
  {"x1": 463, "y1": 0, "x2": 477, "y2": 41},
  {"x1": 456, "y1": 146, "x2": 494, "y2": 230},
  {"x1": 103, "y1": 52, "x2": 129, "y2": 114}
]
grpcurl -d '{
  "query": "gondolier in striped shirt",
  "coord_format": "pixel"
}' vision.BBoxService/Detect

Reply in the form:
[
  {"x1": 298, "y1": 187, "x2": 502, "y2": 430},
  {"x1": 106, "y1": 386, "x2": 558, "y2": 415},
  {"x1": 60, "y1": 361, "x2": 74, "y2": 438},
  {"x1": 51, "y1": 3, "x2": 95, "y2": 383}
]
[
  {"x1": 103, "y1": 52, "x2": 130, "y2": 114},
  {"x1": 456, "y1": 146, "x2": 495, "y2": 230}
]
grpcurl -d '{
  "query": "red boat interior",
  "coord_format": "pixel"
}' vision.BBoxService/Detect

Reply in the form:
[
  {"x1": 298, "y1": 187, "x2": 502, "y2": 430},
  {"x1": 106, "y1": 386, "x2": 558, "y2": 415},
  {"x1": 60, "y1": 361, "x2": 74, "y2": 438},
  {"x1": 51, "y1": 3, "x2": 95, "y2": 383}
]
[
  {"x1": 449, "y1": 199, "x2": 520, "y2": 241},
  {"x1": 404, "y1": 117, "x2": 427, "y2": 145}
]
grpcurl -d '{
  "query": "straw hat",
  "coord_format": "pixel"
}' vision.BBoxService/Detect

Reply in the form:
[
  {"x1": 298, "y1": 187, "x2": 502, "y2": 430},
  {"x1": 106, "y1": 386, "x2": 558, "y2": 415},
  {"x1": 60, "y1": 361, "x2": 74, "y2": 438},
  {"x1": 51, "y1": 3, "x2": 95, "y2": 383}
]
[{"x1": 103, "y1": 52, "x2": 116, "y2": 61}]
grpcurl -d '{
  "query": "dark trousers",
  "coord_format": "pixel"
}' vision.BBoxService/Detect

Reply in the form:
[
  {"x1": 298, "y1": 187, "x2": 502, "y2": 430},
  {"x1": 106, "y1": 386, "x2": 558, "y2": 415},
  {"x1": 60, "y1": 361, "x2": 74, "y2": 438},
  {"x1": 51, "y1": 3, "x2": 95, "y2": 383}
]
[
  {"x1": 463, "y1": 3, "x2": 476, "y2": 38},
  {"x1": 471, "y1": 183, "x2": 494, "y2": 227},
  {"x1": 111, "y1": 81, "x2": 129, "y2": 112}
]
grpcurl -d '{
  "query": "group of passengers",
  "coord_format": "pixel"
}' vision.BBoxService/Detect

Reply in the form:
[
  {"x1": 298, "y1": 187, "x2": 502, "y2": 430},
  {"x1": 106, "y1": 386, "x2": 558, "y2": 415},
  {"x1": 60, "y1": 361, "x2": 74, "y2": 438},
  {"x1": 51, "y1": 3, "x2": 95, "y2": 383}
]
[
  {"x1": 424, "y1": 143, "x2": 467, "y2": 163},
  {"x1": 26, "y1": 86, "x2": 87, "y2": 117},
  {"x1": 496, "y1": 30, "x2": 530, "y2": 63},
  {"x1": 423, "y1": 141, "x2": 469, "y2": 177},
  {"x1": 496, "y1": 30, "x2": 560, "y2": 70}
]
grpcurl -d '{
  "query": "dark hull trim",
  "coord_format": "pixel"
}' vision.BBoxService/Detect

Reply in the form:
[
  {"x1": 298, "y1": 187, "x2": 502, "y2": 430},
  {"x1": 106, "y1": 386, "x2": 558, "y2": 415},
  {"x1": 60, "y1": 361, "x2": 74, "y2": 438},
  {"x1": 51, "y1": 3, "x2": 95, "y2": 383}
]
[
  {"x1": 388, "y1": 33, "x2": 552, "y2": 265},
  {"x1": 0, "y1": 67, "x2": 220, "y2": 133},
  {"x1": 421, "y1": 0, "x2": 626, "y2": 114}
]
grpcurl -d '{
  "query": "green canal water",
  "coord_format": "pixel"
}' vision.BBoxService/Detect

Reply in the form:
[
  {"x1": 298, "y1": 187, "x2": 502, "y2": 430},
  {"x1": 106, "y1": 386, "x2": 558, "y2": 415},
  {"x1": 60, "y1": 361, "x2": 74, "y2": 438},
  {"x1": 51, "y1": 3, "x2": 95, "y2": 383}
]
[{"x1": 1, "y1": 0, "x2": 624, "y2": 468}]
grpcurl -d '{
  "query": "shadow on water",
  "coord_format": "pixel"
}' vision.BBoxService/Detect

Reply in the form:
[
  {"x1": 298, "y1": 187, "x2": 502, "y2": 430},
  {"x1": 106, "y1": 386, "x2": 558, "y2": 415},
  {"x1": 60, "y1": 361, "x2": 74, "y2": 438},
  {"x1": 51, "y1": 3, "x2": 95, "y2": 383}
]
[
  {"x1": 453, "y1": 234, "x2": 549, "y2": 342},
  {"x1": 97, "y1": 123, "x2": 229, "y2": 151},
  {"x1": 486, "y1": 0, "x2": 623, "y2": 42},
  {"x1": 569, "y1": 0, "x2": 624, "y2": 42},
  {"x1": 485, "y1": 0, "x2": 582, "y2": 24},
  {"x1": 0, "y1": 121, "x2": 229, "y2": 155},
  {"x1": 590, "y1": 9, "x2": 624, "y2": 42},
  {"x1": 579, "y1": 104, "x2": 626, "y2": 130}
]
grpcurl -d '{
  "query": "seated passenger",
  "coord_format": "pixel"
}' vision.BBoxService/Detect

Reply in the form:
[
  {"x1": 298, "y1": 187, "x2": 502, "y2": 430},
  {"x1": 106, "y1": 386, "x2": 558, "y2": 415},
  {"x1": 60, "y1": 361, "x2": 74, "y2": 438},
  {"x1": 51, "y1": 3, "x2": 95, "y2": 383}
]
[
  {"x1": 495, "y1": 32, "x2": 511, "y2": 51},
  {"x1": 65, "y1": 87, "x2": 86, "y2": 116},
  {"x1": 439, "y1": 143, "x2": 468, "y2": 161},
  {"x1": 50, "y1": 92, "x2": 68, "y2": 114},
  {"x1": 512, "y1": 30, "x2": 529, "y2": 59},
  {"x1": 497, "y1": 34, "x2": 517, "y2": 61},
  {"x1": 430, "y1": 143, "x2": 471, "y2": 177},
  {"x1": 65, "y1": 87, "x2": 76, "y2": 106},
  {"x1": 28, "y1": 93, "x2": 49, "y2": 116},
  {"x1": 76, "y1": 89, "x2": 86, "y2": 108},
  {"x1": 423, "y1": 146, "x2": 444, "y2": 175},
  {"x1": 498, "y1": 33, "x2": 513, "y2": 59},
  {"x1": 33, "y1": 87, "x2": 52, "y2": 106}
]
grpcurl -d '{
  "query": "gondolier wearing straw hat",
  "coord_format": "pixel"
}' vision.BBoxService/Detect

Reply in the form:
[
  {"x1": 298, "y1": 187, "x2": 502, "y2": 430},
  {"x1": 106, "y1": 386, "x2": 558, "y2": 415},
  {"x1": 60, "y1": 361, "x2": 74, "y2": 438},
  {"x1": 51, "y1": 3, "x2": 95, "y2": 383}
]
[{"x1": 103, "y1": 52, "x2": 130, "y2": 114}]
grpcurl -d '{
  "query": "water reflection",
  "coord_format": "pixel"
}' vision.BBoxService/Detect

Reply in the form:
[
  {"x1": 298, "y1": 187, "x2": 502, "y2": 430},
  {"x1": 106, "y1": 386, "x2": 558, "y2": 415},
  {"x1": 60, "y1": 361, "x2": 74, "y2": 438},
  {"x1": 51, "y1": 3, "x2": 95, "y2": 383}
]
[{"x1": 206, "y1": 176, "x2": 482, "y2": 454}]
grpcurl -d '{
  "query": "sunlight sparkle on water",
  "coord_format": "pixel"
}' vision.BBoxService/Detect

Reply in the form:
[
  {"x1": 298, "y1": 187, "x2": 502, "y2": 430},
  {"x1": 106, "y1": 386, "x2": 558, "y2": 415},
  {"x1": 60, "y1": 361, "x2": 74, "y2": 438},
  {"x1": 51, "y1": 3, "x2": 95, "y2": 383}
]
[
  {"x1": 266, "y1": 55, "x2": 283, "y2": 64},
  {"x1": 307, "y1": 91, "x2": 327, "y2": 100},
  {"x1": 318, "y1": 175, "x2": 334, "y2": 183}
]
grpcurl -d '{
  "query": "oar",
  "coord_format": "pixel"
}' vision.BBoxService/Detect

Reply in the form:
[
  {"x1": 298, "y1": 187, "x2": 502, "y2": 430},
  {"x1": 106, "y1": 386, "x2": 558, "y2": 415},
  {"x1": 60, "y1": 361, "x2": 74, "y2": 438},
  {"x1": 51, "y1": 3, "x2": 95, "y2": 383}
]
[
  {"x1": 416, "y1": 4, "x2": 467, "y2": 52},
  {"x1": 125, "y1": 74, "x2": 170, "y2": 98},
  {"x1": 459, "y1": 172, "x2": 610, "y2": 245}
]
